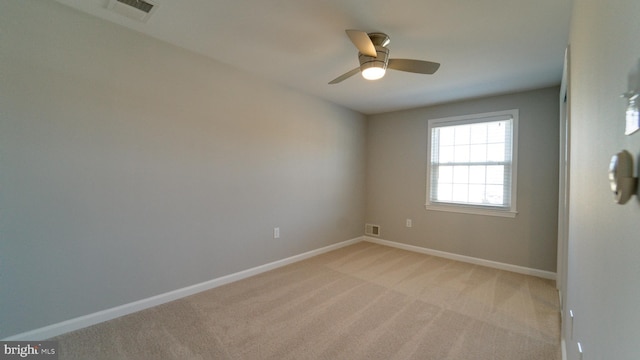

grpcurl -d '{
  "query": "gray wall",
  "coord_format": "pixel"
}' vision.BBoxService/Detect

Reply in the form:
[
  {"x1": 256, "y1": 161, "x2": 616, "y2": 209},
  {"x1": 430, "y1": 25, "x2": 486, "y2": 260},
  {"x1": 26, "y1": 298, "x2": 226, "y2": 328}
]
[
  {"x1": 565, "y1": 0, "x2": 640, "y2": 358},
  {"x1": 366, "y1": 87, "x2": 560, "y2": 272},
  {"x1": 0, "y1": 1, "x2": 366, "y2": 338}
]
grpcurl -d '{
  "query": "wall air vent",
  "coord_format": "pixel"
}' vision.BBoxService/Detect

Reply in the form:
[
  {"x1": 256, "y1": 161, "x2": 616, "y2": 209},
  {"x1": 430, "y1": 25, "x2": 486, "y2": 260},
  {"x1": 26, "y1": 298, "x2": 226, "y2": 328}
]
[
  {"x1": 107, "y1": 0, "x2": 158, "y2": 22},
  {"x1": 365, "y1": 224, "x2": 381, "y2": 237}
]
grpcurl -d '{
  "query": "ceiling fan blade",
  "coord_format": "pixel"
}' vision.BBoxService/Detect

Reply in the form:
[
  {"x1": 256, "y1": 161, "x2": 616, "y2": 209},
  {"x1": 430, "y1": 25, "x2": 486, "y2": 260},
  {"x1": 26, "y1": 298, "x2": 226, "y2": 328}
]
[
  {"x1": 345, "y1": 29, "x2": 377, "y2": 57},
  {"x1": 328, "y1": 67, "x2": 361, "y2": 84},
  {"x1": 388, "y1": 59, "x2": 440, "y2": 74}
]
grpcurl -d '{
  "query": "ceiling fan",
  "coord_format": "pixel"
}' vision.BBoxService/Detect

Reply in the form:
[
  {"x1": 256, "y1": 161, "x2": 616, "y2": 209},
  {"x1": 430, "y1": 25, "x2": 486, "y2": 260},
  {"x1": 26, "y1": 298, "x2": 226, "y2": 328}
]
[{"x1": 329, "y1": 30, "x2": 440, "y2": 84}]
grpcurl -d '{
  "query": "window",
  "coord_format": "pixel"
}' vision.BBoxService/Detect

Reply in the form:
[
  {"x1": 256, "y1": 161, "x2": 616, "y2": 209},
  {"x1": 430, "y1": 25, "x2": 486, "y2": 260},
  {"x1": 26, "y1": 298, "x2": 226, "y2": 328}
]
[{"x1": 426, "y1": 109, "x2": 518, "y2": 217}]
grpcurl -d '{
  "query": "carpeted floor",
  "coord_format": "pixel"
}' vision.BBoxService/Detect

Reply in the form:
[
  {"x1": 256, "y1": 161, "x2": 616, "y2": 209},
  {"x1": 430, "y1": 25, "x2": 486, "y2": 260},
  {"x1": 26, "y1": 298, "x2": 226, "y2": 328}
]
[{"x1": 53, "y1": 242, "x2": 561, "y2": 359}]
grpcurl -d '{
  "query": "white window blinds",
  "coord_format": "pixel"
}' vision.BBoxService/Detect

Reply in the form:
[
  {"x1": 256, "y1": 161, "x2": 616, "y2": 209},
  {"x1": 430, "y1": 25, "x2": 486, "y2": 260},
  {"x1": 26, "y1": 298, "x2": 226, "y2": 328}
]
[{"x1": 426, "y1": 110, "x2": 518, "y2": 217}]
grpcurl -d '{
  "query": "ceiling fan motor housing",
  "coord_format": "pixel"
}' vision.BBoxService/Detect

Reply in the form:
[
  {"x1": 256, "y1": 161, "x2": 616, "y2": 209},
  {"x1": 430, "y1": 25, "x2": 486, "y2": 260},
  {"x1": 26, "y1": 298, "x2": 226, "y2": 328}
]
[
  {"x1": 359, "y1": 32, "x2": 390, "y2": 73},
  {"x1": 368, "y1": 32, "x2": 391, "y2": 47},
  {"x1": 359, "y1": 45, "x2": 390, "y2": 72}
]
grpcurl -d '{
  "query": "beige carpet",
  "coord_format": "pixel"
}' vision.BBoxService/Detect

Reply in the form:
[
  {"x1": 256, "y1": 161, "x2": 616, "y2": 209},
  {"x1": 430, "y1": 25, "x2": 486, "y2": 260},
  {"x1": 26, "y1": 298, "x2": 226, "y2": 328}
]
[{"x1": 53, "y1": 242, "x2": 561, "y2": 359}]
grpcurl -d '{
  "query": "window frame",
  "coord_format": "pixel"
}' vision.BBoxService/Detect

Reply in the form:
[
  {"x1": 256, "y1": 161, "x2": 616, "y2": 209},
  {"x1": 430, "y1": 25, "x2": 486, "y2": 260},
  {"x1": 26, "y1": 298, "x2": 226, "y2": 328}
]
[{"x1": 425, "y1": 109, "x2": 519, "y2": 218}]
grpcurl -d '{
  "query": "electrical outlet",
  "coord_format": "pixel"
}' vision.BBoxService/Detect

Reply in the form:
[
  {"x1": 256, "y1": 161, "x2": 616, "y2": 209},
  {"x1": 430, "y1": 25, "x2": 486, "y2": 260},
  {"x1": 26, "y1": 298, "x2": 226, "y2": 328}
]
[
  {"x1": 406, "y1": 219, "x2": 412, "y2": 228},
  {"x1": 274, "y1": 227, "x2": 280, "y2": 239}
]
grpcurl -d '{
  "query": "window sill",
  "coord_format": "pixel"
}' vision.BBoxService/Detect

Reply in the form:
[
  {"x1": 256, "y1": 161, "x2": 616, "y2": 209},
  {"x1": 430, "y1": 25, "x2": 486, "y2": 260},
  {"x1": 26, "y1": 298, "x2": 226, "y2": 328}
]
[{"x1": 425, "y1": 203, "x2": 517, "y2": 218}]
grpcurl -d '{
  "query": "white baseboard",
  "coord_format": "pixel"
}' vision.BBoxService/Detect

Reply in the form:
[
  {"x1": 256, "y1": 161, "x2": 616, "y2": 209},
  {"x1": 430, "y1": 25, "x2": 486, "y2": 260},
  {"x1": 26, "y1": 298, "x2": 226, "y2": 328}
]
[
  {"x1": 3, "y1": 236, "x2": 364, "y2": 341},
  {"x1": 5, "y1": 235, "x2": 555, "y2": 340},
  {"x1": 364, "y1": 236, "x2": 556, "y2": 280}
]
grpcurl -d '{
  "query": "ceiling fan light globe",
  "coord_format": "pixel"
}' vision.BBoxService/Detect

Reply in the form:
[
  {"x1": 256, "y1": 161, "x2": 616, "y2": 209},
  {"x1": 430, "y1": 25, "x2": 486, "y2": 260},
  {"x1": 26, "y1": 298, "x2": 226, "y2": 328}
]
[
  {"x1": 362, "y1": 66, "x2": 386, "y2": 80},
  {"x1": 358, "y1": 44, "x2": 390, "y2": 81}
]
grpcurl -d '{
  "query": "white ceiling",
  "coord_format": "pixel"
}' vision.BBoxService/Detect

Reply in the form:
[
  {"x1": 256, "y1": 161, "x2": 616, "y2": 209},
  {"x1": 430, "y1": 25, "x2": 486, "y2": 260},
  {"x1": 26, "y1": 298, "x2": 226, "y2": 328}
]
[{"x1": 55, "y1": 0, "x2": 572, "y2": 115}]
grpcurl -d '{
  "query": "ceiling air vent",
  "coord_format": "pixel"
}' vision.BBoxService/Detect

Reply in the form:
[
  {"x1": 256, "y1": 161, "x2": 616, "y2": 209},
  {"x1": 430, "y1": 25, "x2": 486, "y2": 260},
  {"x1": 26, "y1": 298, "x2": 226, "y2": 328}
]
[{"x1": 107, "y1": 0, "x2": 158, "y2": 22}]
